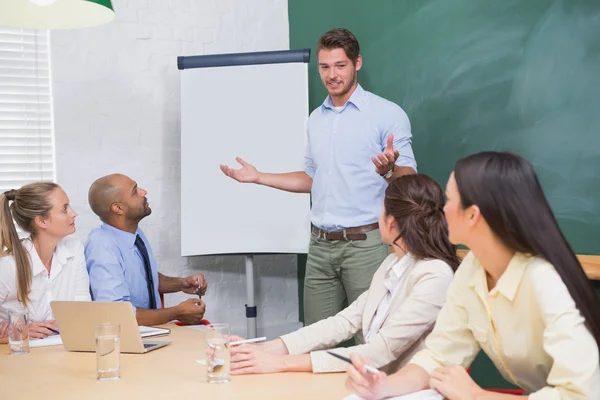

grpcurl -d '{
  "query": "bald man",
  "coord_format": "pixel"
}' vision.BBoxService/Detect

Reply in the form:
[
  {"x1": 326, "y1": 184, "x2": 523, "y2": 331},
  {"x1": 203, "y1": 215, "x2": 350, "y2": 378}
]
[{"x1": 85, "y1": 174, "x2": 208, "y2": 326}]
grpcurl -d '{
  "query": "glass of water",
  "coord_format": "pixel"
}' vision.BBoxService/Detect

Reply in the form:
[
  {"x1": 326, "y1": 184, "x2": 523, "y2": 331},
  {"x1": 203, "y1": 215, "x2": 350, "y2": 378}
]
[
  {"x1": 8, "y1": 306, "x2": 29, "y2": 355},
  {"x1": 96, "y1": 322, "x2": 120, "y2": 381},
  {"x1": 205, "y1": 323, "x2": 230, "y2": 383}
]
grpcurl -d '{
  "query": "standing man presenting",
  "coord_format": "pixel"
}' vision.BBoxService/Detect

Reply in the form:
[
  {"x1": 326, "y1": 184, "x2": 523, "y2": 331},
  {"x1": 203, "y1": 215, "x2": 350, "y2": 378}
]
[{"x1": 220, "y1": 28, "x2": 416, "y2": 326}]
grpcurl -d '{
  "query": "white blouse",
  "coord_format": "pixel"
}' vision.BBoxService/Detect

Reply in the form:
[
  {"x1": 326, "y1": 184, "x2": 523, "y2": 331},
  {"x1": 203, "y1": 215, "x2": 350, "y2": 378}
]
[
  {"x1": 0, "y1": 235, "x2": 91, "y2": 322},
  {"x1": 365, "y1": 253, "x2": 412, "y2": 342}
]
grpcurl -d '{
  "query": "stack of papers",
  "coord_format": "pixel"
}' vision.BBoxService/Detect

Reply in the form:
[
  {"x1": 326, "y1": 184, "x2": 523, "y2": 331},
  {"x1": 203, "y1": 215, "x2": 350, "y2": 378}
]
[
  {"x1": 28, "y1": 326, "x2": 170, "y2": 348},
  {"x1": 344, "y1": 389, "x2": 443, "y2": 400},
  {"x1": 139, "y1": 326, "x2": 170, "y2": 338}
]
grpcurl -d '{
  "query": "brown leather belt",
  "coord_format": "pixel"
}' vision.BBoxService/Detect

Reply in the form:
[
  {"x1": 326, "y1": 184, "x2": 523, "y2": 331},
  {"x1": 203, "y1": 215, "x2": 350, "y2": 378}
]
[{"x1": 311, "y1": 222, "x2": 379, "y2": 241}]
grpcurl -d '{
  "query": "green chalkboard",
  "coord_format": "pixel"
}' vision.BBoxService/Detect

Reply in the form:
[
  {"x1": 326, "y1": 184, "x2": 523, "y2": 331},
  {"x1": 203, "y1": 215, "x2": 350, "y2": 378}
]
[
  {"x1": 290, "y1": 0, "x2": 600, "y2": 390},
  {"x1": 290, "y1": 0, "x2": 600, "y2": 254}
]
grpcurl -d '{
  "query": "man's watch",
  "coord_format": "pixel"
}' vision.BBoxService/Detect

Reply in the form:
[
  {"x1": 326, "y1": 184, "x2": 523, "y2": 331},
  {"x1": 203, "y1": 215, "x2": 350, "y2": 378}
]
[{"x1": 382, "y1": 165, "x2": 394, "y2": 179}]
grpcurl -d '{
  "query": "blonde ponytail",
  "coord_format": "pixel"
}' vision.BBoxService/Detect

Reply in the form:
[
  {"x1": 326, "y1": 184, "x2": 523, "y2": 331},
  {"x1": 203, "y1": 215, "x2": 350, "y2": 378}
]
[
  {"x1": 0, "y1": 191, "x2": 32, "y2": 305},
  {"x1": 0, "y1": 182, "x2": 59, "y2": 305}
]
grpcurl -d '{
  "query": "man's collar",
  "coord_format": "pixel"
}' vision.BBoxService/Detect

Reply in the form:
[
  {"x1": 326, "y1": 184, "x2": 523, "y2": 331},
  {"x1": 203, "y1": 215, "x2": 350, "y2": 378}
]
[
  {"x1": 321, "y1": 84, "x2": 365, "y2": 112},
  {"x1": 101, "y1": 223, "x2": 139, "y2": 249}
]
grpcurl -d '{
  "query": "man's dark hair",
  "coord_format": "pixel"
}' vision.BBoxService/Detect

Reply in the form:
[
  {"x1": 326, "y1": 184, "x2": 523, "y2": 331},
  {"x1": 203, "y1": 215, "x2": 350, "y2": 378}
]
[{"x1": 317, "y1": 28, "x2": 360, "y2": 64}]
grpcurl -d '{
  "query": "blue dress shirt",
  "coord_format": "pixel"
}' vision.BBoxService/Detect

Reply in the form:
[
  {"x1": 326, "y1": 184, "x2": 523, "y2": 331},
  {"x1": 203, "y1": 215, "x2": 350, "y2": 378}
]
[
  {"x1": 305, "y1": 84, "x2": 417, "y2": 231},
  {"x1": 85, "y1": 223, "x2": 162, "y2": 311}
]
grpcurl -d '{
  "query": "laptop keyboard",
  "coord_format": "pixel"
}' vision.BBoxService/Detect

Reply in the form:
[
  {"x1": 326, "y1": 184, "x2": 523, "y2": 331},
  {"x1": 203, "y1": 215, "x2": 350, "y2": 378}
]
[{"x1": 144, "y1": 343, "x2": 154, "y2": 349}]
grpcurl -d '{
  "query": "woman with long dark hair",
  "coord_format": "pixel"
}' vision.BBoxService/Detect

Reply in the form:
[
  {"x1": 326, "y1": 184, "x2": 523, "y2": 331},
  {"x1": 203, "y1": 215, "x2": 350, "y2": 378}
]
[
  {"x1": 227, "y1": 174, "x2": 459, "y2": 375},
  {"x1": 346, "y1": 152, "x2": 600, "y2": 399}
]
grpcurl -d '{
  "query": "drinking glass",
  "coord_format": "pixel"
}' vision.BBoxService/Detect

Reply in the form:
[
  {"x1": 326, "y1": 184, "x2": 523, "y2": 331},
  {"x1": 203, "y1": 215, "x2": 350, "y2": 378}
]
[
  {"x1": 8, "y1": 306, "x2": 29, "y2": 355},
  {"x1": 204, "y1": 323, "x2": 230, "y2": 383},
  {"x1": 96, "y1": 322, "x2": 120, "y2": 380}
]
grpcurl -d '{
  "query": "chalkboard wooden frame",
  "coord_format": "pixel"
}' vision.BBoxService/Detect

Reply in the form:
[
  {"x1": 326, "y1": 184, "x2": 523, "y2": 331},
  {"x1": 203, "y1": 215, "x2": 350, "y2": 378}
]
[{"x1": 457, "y1": 250, "x2": 600, "y2": 280}]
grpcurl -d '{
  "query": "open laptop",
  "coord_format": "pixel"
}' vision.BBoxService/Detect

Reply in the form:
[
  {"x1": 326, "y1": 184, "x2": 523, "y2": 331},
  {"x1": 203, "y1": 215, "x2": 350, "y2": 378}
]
[{"x1": 50, "y1": 301, "x2": 171, "y2": 353}]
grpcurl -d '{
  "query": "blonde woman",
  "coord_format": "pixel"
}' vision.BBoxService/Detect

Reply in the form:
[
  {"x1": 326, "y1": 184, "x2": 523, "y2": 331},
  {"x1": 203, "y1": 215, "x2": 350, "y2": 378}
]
[{"x1": 0, "y1": 183, "x2": 90, "y2": 343}]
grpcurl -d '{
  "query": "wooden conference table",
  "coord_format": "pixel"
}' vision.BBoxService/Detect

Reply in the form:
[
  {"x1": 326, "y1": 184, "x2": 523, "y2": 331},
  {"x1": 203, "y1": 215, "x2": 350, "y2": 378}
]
[{"x1": 0, "y1": 325, "x2": 350, "y2": 399}]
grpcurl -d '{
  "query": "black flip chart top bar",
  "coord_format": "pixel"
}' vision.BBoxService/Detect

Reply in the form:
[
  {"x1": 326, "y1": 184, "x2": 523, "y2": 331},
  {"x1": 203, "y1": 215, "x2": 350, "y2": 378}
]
[{"x1": 177, "y1": 48, "x2": 311, "y2": 70}]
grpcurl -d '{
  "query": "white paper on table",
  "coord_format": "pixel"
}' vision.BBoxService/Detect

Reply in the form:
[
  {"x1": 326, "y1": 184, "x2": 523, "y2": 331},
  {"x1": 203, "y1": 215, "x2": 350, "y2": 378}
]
[
  {"x1": 183, "y1": 325, "x2": 209, "y2": 331},
  {"x1": 139, "y1": 325, "x2": 170, "y2": 338},
  {"x1": 344, "y1": 389, "x2": 443, "y2": 400},
  {"x1": 29, "y1": 335, "x2": 63, "y2": 348}
]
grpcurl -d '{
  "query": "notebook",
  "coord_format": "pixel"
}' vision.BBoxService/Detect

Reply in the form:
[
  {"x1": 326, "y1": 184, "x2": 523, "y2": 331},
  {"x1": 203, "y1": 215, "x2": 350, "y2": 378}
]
[
  {"x1": 29, "y1": 326, "x2": 170, "y2": 348},
  {"x1": 344, "y1": 389, "x2": 443, "y2": 400}
]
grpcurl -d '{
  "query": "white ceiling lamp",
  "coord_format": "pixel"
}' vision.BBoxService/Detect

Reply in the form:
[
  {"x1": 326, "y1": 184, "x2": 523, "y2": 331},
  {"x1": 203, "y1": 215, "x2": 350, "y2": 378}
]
[{"x1": 0, "y1": 0, "x2": 115, "y2": 30}]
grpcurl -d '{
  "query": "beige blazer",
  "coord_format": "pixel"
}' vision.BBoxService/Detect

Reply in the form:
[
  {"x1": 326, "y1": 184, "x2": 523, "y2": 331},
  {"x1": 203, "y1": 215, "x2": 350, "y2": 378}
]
[{"x1": 280, "y1": 253, "x2": 454, "y2": 373}]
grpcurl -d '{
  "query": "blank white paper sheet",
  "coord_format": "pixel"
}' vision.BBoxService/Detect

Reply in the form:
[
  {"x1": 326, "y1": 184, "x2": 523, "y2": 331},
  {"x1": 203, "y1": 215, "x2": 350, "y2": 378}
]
[{"x1": 181, "y1": 62, "x2": 311, "y2": 256}]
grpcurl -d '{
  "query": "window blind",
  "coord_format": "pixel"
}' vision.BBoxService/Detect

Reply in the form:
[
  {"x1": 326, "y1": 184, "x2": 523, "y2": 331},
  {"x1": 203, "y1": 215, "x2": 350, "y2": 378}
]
[{"x1": 0, "y1": 27, "x2": 54, "y2": 193}]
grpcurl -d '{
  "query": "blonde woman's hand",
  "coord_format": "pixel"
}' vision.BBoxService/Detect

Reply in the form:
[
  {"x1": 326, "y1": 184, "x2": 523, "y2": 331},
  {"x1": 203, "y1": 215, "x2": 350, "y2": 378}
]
[
  {"x1": 0, "y1": 320, "x2": 8, "y2": 338},
  {"x1": 29, "y1": 321, "x2": 58, "y2": 339}
]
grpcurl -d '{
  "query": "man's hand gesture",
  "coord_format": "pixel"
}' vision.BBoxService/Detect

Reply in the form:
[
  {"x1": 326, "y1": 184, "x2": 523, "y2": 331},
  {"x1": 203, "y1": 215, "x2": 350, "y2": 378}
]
[
  {"x1": 220, "y1": 157, "x2": 260, "y2": 183},
  {"x1": 372, "y1": 134, "x2": 399, "y2": 176}
]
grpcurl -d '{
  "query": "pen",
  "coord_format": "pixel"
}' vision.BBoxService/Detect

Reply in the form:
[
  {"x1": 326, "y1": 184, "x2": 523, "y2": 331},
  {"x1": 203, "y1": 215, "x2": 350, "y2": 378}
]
[
  {"x1": 48, "y1": 328, "x2": 60, "y2": 335},
  {"x1": 197, "y1": 276, "x2": 202, "y2": 299},
  {"x1": 230, "y1": 336, "x2": 267, "y2": 346},
  {"x1": 326, "y1": 351, "x2": 379, "y2": 375}
]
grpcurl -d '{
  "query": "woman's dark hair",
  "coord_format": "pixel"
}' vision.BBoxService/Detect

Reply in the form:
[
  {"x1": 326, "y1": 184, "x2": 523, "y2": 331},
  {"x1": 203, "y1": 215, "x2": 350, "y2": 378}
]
[
  {"x1": 384, "y1": 174, "x2": 460, "y2": 271},
  {"x1": 454, "y1": 151, "x2": 600, "y2": 350}
]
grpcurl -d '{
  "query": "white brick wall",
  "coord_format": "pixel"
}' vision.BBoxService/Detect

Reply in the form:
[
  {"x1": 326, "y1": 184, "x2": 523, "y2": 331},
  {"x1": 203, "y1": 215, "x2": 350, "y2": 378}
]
[{"x1": 51, "y1": 0, "x2": 302, "y2": 337}]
